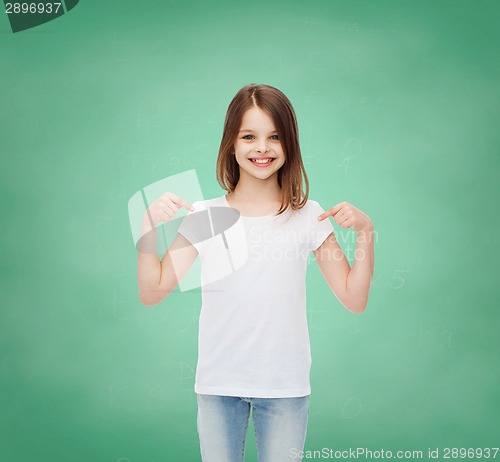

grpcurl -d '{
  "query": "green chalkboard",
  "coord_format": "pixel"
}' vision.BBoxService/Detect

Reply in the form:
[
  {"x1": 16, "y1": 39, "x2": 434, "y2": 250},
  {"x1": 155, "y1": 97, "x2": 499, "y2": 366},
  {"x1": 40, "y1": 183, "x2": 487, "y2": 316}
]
[{"x1": 1, "y1": 0, "x2": 499, "y2": 461}]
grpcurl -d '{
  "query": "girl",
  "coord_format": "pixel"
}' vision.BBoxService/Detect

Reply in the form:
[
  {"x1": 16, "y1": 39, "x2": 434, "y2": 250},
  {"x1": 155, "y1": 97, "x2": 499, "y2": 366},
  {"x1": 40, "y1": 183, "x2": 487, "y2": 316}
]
[{"x1": 137, "y1": 84, "x2": 374, "y2": 462}]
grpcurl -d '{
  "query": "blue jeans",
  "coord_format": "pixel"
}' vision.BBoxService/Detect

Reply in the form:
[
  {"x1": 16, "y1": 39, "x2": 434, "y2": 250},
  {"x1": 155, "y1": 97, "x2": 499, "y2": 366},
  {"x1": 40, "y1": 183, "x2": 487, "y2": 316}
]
[{"x1": 196, "y1": 393, "x2": 310, "y2": 462}]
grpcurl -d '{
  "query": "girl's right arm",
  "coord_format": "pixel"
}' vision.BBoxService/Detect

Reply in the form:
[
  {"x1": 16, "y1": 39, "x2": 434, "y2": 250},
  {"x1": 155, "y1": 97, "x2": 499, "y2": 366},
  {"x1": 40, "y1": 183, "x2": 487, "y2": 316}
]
[{"x1": 137, "y1": 192, "x2": 198, "y2": 306}]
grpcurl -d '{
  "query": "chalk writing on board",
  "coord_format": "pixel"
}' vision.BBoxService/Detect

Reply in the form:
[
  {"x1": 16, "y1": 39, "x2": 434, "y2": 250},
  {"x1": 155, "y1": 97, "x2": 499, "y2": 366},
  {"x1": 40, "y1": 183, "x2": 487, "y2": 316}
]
[
  {"x1": 337, "y1": 137, "x2": 362, "y2": 176},
  {"x1": 342, "y1": 396, "x2": 362, "y2": 419},
  {"x1": 179, "y1": 361, "x2": 195, "y2": 380},
  {"x1": 178, "y1": 302, "x2": 201, "y2": 335},
  {"x1": 108, "y1": 385, "x2": 129, "y2": 408},
  {"x1": 390, "y1": 269, "x2": 409, "y2": 289}
]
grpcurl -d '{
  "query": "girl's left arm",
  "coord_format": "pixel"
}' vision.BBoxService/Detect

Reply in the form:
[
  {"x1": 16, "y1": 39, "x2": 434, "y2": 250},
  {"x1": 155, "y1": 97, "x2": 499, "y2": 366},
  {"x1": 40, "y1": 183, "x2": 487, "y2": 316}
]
[{"x1": 313, "y1": 201, "x2": 374, "y2": 314}]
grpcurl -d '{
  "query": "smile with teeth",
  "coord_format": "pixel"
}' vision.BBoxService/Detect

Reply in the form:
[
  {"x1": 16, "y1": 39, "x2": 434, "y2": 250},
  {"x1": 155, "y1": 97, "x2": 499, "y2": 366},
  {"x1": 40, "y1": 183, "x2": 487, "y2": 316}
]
[{"x1": 249, "y1": 157, "x2": 275, "y2": 164}]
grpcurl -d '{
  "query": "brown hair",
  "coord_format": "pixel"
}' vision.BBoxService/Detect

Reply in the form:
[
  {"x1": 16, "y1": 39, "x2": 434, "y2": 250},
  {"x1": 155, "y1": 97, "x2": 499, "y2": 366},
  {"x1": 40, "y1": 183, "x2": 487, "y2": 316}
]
[{"x1": 216, "y1": 83, "x2": 309, "y2": 216}]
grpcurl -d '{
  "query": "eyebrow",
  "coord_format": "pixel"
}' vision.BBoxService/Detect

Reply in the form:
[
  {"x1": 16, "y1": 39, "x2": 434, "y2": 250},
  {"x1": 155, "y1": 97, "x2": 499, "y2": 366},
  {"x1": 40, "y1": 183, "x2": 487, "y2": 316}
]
[{"x1": 239, "y1": 129, "x2": 278, "y2": 134}]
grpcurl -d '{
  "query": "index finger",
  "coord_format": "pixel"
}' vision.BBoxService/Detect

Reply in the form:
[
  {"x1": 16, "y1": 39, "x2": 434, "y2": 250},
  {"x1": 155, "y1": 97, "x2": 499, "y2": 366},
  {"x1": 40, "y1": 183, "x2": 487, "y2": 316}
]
[
  {"x1": 169, "y1": 193, "x2": 194, "y2": 211},
  {"x1": 318, "y1": 202, "x2": 344, "y2": 220}
]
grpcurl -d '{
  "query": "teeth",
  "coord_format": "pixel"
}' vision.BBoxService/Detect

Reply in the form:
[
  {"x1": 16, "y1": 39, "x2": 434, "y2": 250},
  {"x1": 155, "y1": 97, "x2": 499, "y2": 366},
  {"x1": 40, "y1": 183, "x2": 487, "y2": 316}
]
[{"x1": 251, "y1": 158, "x2": 273, "y2": 164}]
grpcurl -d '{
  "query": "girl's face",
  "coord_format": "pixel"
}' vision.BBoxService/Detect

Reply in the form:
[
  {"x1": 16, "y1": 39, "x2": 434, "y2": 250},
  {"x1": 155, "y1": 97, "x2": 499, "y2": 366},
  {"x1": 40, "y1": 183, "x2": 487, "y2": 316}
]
[{"x1": 232, "y1": 106, "x2": 285, "y2": 183}]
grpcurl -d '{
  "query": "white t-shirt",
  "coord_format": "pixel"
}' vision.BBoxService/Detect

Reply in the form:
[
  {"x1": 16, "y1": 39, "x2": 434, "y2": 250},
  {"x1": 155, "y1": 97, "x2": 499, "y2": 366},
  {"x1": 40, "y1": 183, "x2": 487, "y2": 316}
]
[{"x1": 177, "y1": 195, "x2": 334, "y2": 398}]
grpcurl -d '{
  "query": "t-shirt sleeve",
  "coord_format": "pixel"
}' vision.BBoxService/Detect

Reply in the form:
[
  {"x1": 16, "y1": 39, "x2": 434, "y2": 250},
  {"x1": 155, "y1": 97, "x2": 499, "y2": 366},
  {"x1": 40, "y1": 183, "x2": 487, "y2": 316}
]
[
  {"x1": 177, "y1": 200, "x2": 203, "y2": 252},
  {"x1": 308, "y1": 200, "x2": 334, "y2": 251}
]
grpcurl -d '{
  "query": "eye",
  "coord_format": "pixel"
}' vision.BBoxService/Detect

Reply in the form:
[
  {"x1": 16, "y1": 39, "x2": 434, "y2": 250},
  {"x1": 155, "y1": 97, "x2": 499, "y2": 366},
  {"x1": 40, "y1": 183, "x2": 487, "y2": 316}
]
[{"x1": 241, "y1": 134, "x2": 279, "y2": 141}]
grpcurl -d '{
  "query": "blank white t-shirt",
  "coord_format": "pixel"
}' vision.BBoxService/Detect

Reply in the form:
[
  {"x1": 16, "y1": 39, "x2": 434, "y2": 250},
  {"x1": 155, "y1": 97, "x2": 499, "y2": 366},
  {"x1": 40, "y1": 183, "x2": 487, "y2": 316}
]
[{"x1": 177, "y1": 195, "x2": 334, "y2": 398}]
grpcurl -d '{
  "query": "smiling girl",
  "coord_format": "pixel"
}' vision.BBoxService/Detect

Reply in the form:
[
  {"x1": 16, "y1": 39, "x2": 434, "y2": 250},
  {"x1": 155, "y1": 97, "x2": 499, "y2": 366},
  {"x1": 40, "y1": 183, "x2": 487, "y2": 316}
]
[{"x1": 137, "y1": 83, "x2": 374, "y2": 462}]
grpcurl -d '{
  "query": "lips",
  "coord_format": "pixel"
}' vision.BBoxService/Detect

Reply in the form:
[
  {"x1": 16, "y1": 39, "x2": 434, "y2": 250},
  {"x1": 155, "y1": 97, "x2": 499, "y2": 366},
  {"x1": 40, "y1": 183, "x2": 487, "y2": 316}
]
[{"x1": 248, "y1": 157, "x2": 276, "y2": 167}]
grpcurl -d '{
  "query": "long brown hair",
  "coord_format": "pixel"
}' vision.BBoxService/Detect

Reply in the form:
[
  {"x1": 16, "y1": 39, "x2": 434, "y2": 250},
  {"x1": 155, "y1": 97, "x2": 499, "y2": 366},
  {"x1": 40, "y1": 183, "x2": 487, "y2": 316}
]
[{"x1": 216, "y1": 83, "x2": 309, "y2": 216}]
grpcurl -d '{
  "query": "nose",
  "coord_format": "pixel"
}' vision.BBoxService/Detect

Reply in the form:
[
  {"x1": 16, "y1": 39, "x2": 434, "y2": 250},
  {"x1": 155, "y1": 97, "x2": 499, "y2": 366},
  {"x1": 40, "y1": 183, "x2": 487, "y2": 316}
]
[{"x1": 255, "y1": 140, "x2": 270, "y2": 154}]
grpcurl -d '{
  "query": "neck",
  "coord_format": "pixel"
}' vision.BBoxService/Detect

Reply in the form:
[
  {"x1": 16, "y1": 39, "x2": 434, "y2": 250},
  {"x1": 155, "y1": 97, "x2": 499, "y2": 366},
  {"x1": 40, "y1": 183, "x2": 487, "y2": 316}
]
[{"x1": 230, "y1": 172, "x2": 281, "y2": 203}]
